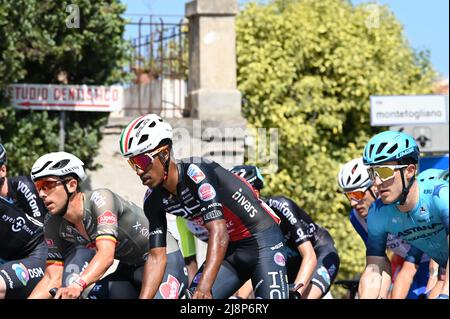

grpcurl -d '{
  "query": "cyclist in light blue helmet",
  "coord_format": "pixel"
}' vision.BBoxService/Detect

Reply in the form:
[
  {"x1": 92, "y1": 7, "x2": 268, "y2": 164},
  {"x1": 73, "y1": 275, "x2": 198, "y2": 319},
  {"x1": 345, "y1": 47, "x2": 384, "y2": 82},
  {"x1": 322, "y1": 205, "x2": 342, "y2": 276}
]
[
  {"x1": 359, "y1": 131, "x2": 448, "y2": 299},
  {"x1": 417, "y1": 168, "x2": 446, "y2": 183}
]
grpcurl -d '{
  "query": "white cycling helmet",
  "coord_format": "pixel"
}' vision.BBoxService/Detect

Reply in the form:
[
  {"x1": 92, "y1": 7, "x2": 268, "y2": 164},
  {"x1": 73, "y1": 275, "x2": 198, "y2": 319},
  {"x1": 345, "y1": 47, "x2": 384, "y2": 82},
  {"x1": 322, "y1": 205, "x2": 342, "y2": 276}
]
[
  {"x1": 338, "y1": 157, "x2": 372, "y2": 192},
  {"x1": 119, "y1": 114, "x2": 173, "y2": 158},
  {"x1": 31, "y1": 152, "x2": 86, "y2": 182}
]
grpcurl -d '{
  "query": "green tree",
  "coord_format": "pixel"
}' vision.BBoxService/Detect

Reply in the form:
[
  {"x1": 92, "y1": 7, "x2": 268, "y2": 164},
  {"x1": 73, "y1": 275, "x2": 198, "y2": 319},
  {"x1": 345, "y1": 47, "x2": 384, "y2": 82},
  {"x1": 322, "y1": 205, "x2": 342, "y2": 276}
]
[
  {"x1": 0, "y1": 0, "x2": 129, "y2": 175},
  {"x1": 236, "y1": 0, "x2": 436, "y2": 297}
]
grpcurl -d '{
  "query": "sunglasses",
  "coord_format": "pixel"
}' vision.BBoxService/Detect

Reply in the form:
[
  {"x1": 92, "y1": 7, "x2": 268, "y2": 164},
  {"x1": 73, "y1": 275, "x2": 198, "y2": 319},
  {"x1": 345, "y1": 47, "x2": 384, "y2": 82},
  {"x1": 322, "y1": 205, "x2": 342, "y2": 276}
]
[
  {"x1": 127, "y1": 146, "x2": 168, "y2": 173},
  {"x1": 34, "y1": 179, "x2": 63, "y2": 193},
  {"x1": 367, "y1": 165, "x2": 408, "y2": 183},
  {"x1": 345, "y1": 189, "x2": 368, "y2": 202}
]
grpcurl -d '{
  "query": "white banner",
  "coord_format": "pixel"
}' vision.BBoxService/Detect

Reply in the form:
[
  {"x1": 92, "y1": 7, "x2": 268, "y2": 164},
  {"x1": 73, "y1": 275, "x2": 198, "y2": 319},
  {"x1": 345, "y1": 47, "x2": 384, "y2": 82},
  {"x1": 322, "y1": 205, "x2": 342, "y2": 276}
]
[
  {"x1": 370, "y1": 95, "x2": 448, "y2": 126},
  {"x1": 7, "y1": 84, "x2": 124, "y2": 112}
]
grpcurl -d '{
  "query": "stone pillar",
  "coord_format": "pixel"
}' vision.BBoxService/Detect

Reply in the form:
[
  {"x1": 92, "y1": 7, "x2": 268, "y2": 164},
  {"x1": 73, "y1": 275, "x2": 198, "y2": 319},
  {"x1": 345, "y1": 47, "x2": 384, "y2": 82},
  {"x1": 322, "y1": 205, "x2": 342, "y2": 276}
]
[{"x1": 186, "y1": 0, "x2": 243, "y2": 121}]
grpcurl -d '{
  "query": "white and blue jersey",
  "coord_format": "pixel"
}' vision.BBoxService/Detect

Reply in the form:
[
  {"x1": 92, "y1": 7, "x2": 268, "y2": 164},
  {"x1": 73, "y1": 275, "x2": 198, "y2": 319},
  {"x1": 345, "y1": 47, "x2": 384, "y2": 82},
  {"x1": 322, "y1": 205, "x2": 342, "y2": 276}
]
[{"x1": 366, "y1": 179, "x2": 449, "y2": 268}]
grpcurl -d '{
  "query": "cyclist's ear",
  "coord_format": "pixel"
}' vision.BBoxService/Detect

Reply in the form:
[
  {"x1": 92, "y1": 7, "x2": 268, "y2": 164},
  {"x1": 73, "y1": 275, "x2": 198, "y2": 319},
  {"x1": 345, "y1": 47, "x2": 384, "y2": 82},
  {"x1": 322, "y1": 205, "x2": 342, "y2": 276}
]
[
  {"x1": 65, "y1": 178, "x2": 79, "y2": 193},
  {"x1": 405, "y1": 164, "x2": 417, "y2": 179}
]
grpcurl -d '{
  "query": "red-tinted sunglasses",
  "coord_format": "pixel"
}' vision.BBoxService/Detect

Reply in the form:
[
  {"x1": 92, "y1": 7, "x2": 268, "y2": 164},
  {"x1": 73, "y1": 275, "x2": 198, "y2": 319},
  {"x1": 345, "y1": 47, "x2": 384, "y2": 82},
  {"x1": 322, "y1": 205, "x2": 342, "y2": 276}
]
[
  {"x1": 34, "y1": 179, "x2": 63, "y2": 193},
  {"x1": 127, "y1": 146, "x2": 168, "y2": 172}
]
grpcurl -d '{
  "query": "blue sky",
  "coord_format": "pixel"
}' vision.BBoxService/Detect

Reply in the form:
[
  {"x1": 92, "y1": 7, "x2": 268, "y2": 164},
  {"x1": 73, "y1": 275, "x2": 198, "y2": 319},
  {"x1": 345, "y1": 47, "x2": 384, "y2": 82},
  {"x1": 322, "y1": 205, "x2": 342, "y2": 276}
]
[{"x1": 122, "y1": 0, "x2": 449, "y2": 78}]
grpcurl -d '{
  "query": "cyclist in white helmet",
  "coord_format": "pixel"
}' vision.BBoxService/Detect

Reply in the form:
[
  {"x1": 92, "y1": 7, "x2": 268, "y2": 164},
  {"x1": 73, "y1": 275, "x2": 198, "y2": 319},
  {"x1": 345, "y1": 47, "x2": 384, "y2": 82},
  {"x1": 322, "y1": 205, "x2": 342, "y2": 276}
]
[
  {"x1": 338, "y1": 157, "x2": 432, "y2": 299},
  {"x1": 120, "y1": 114, "x2": 288, "y2": 299},
  {"x1": 28, "y1": 152, "x2": 187, "y2": 299}
]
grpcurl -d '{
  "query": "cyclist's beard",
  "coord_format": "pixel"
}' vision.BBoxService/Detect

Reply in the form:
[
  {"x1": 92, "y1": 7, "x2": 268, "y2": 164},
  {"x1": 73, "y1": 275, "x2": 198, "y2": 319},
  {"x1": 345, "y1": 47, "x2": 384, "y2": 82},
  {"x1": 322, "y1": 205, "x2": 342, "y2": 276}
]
[{"x1": 0, "y1": 176, "x2": 5, "y2": 190}]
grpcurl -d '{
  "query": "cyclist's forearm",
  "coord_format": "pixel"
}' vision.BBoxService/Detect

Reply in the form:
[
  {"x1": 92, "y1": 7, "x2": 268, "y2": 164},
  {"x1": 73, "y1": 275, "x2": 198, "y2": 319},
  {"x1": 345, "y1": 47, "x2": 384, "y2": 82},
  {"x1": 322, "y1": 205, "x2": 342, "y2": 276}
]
[
  {"x1": 294, "y1": 254, "x2": 317, "y2": 294},
  {"x1": 197, "y1": 225, "x2": 228, "y2": 293},
  {"x1": 359, "y1": 265, "x2": 384, "y2": 299},
  {"x1": 139, "y1": 249, "x2": 167, "y2": 299},
  {"x1": 391, "y1": 271, "x2": 413, "y2": 299},
  {"x1": 76, "y1": 251, "x2": 114, "y2": 287}
]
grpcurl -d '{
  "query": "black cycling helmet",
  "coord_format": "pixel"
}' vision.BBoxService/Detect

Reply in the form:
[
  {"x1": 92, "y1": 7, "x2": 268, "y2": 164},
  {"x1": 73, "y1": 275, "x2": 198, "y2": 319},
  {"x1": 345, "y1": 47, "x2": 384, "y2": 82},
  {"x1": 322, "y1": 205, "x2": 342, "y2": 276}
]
[
  {"x1": 0, "y1": 144, "x2": 6, "y2": 166},
  {"x1": 229, "y1": 165, "x2": 264, "y2": 191}
]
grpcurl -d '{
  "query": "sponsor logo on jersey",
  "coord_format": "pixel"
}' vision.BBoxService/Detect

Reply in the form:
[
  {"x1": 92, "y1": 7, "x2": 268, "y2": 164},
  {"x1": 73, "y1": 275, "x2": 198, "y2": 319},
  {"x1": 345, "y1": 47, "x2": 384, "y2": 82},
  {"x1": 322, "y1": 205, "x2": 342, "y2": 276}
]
[
  {"x1": 273, "y1": 252, "x2": 286, "y2": 267},
  {"x1": 198, "y1": 183, "x2": 216, "y2": 201},
  {"x1": 231, "y1": 188, "x2": 258, "y2": 218},
  {"x1": 97, "y1": 211, "x2": 117, "y2": 225},
  {"x1": 267, "y1": 199, "x2": 297, "y2": 225},
  {"x1": 17, "y1": 180, "x2": 41, "y2": 217},
  {"x1": 187, "y1": 164, "x2": 206, "y2": 184},
  {"x1": 192, "y1": 272, "x2": 202, "y2": 284},
  {"x1": 268, "y1": 271, "x2": 285, "y2": 299},
  {"x1": 159, "y1": 274, "x2": 181, "y2": 299},
  {"x1": 11, "y1": 216, "x2": 25, "y2": 232},
  {"x1": 397, "y1": 223, "x2": 442, "y2": 237},
  {"x1": 91, "y1": 191, "x2": 106, "y2": 209},
  {"x1": 203, "y1": 210, "x2": 222, "y2": 222},
  {"x1": 328, "y1": 264, "x2": 337, "y2": 277},
  {"x1": 1, "y1": 270, "x2": 14, "y2": 289},
  {"x1": 270, "y1": 242, "x2": 284, "y2": 250},
  {"x1": 12, "y1": 263, "x2": 30, "y2": 286},
  {"x1": 317, "y1": 266, "x2": 331, "y2": 285},
  {"x1": 132, "y1": 221, "x2": 150, "y2": 239}
]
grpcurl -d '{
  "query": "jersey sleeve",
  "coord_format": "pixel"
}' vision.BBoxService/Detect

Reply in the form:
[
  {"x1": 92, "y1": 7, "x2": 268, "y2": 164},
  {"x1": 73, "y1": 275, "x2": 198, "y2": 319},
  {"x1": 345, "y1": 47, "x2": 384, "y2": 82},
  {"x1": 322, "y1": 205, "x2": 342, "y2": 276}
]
[
  {"x1": 280, "y1": 197, "x2": 312, "y2": 246},
  {"x1": 88, "y1": 189, "x2": 119, "y2": 245},
  {"x1": 432, "y1": 183, "x2": 449, "y2": 234},
  {"x1": 44, "y1": 215, "x2": 68, "y2": 266},
  {"x1": 143, "y1": 189, "x2": 167, "y2": 249},
  {"x1": 184, "y1": 163, "x2": 225, "y2": 225},
  {"x1": 11, "y1": 176, "x2": 48, "y2": 222},
  {"x1": 366, "y1": 202, "x2": 389, "y2": 257},
  {"x1": 349, "y1": 209, "x2": 368, "y2": 246}
]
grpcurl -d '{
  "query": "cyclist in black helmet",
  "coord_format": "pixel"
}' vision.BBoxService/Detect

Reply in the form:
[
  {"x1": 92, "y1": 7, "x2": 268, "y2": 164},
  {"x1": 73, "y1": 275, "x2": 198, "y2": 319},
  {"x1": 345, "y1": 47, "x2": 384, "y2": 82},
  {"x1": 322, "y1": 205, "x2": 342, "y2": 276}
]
[
  {"x1": 0, "y1": 143, "x2": 48, "y2": 298},
  {"x1": 230, "y1": 165, "x2": 340, "y2": 299}
]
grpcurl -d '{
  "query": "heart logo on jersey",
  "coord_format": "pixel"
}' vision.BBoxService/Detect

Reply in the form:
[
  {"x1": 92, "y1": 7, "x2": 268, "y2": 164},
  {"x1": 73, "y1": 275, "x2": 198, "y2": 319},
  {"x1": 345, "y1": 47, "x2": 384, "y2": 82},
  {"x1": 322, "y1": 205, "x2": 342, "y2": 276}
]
[{"x1": 159, "y1": 274, "x2": 180, "y2": 299}]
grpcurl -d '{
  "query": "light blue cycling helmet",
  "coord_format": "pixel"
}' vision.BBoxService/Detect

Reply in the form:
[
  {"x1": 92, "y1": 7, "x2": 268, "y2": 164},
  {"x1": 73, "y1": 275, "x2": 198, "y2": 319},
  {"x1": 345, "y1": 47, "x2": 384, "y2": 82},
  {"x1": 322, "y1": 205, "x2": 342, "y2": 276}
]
[
  {"x1": 363, "y1": 131, "x2": 420, "y2": 166},
  {"x1": 439, "y1": 169, "x2": 449, "y2": 182},
  {"x1": 417, "y1": 168, "x2": 444, "y2": 183}
]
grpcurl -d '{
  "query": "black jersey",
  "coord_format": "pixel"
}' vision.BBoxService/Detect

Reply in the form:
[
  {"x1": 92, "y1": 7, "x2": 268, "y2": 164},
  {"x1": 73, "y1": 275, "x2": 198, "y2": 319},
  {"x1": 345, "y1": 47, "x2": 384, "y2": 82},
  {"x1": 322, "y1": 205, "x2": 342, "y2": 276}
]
[
  {"x1": 0, "y1": 176, "x2": 46, "y2": 260},
  {"x1": 264, "y1": 196, "x2": 333, "y2": 251},
  {"x1": 144, "y1": 157, "x2": 281, "y2": 248},
  {"x1": 7, "y1": 176, "x2": 47, "y2": 219}
]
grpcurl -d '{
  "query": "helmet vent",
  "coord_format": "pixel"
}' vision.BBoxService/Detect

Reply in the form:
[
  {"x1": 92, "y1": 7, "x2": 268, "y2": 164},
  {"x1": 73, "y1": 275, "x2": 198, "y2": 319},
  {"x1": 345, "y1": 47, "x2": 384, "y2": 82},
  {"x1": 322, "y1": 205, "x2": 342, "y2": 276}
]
[
  {"x1": 387, "y1": 144, "x2": 398, "y2": 154},
  {"x1": 138, "y1": 134, "x2": 149, "y2": 145},
  {"x1": 149, "y1": 121, "x2": 156, "y2": 128},
  {"x1": 51, "y1": 159, "x2": 70, "y2": 169},
  {"x1": 128, "y1": 137, "x2": 134, "y2": 150},
  {"x1": 374, "y1": 155, "x2": 388, "y2": 162},
  {"x1": 369, "y1": 144, "x2": 375, "y2": 158},
  {"x1": 345, "y1": 176, "x2": 351, "y2": 185},
  {"x1": 32, "y1": 161, "x2": 52, "y2": 175},
  {"x1": 376, "y1": 142, "x2": 387, "y2": 155},
  {"x1": 405, "y1": 139, "x2": 410, "y2": 148},
  {"x1": 354, "y1": 175, "x2": 362, "y2": 184}
]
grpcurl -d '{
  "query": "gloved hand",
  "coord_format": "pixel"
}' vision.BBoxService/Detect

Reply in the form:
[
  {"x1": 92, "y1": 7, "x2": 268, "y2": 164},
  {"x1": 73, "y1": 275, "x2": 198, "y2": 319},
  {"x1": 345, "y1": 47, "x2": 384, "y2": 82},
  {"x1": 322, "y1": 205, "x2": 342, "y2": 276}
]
[{"x1": 288, "y1": 283, "x2": 303, "y2": 300}]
